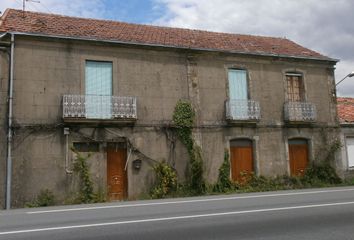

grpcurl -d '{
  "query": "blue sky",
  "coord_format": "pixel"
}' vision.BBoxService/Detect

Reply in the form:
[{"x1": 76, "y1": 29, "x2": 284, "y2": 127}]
[
  {"x1": 1, "y1": 0, "x2": 354, "y2": 96},
  {"x1": 100, "y1": 0, "x2": 165, "y2": 23}
]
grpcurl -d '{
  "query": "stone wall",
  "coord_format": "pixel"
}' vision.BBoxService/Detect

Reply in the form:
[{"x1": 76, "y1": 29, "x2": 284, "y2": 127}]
[{"x1": 0, "y1": 35, "x2": 339, "y2": 207}]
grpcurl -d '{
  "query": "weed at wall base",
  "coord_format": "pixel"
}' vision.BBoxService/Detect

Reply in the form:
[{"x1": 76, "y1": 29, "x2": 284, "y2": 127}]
[
  {"x1": 150, "y1": 161, "x2": 177, "y2": 199},
  {"x1": 25, "y1": 189, "x2": 55, "y2": 208},
  {"x1": 214, "y1": 150, "x2": 233, "y2": 192}
]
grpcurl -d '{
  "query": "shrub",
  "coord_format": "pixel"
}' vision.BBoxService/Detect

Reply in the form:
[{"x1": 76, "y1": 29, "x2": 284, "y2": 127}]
[
  {"x1": 151, "y1": 161, "x2": 178, "y2": 198},
  {"x1": 25, "y1": 189, "x2": 55, "y2": 208},
  {"x1": 303, "y1": 163, "x2": 342, "y2": 185}
]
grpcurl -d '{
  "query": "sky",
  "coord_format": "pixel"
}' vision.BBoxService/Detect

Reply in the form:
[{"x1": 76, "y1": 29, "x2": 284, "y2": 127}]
[{"x1": 1, "y1": 0, "x2": 354, "y2": 96}]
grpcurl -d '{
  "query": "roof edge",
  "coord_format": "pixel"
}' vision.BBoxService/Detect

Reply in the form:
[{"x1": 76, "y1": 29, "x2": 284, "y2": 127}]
[
  {"x1": 0, "y1": 8, "x2": 11, "y2": 26},
  {"x1": 9, "y1": 31, "x2": 339, "y2": 63},
  {"x1": 0, "y1": 32, "x2": 8, "y2": 39}
]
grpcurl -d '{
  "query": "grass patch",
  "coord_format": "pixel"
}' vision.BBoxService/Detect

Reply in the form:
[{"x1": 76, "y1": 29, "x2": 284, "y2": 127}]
[{"x1": 25, "y1": 189, "x2": 55, "y2": 208}]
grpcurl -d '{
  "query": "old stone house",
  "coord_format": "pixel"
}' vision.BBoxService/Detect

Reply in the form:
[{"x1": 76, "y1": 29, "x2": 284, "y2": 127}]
[
  {"x1": 0, "y1": 9, "x2": 339, "y2": 208},
  {"x1": 337, "y1": 97, "x2": 354, "y2": 178}
]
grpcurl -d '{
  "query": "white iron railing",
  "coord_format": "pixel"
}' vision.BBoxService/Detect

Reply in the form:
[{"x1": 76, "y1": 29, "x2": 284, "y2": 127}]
[
  {"x1": 226, "y1": 99, "x2": 261, "y2": 121},
  {"x1": 284, "y1": 101, "x2": 316, "y2": 122},
  {"x1": 63, "y1": 95, "x2": 137, "y2": 120}
]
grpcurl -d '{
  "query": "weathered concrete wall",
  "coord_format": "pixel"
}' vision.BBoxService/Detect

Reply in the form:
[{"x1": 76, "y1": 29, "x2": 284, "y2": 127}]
[
  {"x1": 12, "y1": 37, "x2": 189, "y2": 125},
  {"x1": 0, "y1": 35, "x2": 340, "y2": 207},
  {"x1": 0, "y1": 51, "x2": 9, "y2": 208},
  {"x1": 195, "y1": 53, "x2": 337, "y2": 126}
]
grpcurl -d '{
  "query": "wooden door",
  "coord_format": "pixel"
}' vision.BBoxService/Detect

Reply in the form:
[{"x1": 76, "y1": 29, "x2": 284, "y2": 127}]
[
  {"x1": 230, "y1": 139, "x2": 254, "y2": 182},
  {"x1": 107, "y1": 144, "x2": 127, "y2": 201},
  {"x1": 289, "y1": 140, "x2": 308, "y2": 176}
]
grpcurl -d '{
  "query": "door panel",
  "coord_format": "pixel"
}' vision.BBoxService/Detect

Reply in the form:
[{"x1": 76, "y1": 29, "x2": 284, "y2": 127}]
[
  {"x1": 289, "y1": 143, "x2": 308, "y2": 176},
  {"x1": 107, "y1": 146, "x2": 127, "y2": 201},
  {"x1": 231, "y1": 145, "x2": 254, "y2": 182}
]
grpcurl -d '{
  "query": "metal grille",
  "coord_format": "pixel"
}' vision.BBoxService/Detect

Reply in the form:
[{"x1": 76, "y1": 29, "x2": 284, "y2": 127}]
[
  {"x1": 226, "y1": 99, "x2": 260, "y2": 121},
  {"x1": 284, "y1": 101, "x2": 316, "y2": 122},
  {"x1": 63, "y1": 95, "x2": 137, "y2": 119}
]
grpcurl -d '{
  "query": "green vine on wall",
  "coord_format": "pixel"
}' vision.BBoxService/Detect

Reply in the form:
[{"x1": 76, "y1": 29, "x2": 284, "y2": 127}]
[
  {"x1": 303, "y1": 129, "x2": 342, "y2": 184},
  {"x1": 214, "y1": 150, "x2": 233, "y2": 192},
  {"x1": 172, "y1": 100, "x2": 195, "y2": 152},
  {"x1": 72, "y1": 149, "x2": 94, "y2": 203},
  {"x1": 172, "y1": 100, "x2": 205, "y2": 193}
]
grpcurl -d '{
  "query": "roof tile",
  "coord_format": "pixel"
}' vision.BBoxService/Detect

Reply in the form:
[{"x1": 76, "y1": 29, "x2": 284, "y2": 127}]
[
  {"x1": 337, "y1": 97, "x2": 354, "y2": 123},
  {"x1": 0, "y1": 9, "x2": 334, "y2": 61}
]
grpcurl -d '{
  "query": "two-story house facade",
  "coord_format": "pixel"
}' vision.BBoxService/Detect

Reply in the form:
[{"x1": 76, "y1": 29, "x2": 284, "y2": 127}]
[{"x1": 0, "y1": 9, "x2": 338, "y2": 208}]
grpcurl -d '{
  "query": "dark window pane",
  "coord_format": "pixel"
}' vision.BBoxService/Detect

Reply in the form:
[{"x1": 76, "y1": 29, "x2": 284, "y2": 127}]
[{"x1": 73, "y1": 142, "x2": 99, "y2": 152}]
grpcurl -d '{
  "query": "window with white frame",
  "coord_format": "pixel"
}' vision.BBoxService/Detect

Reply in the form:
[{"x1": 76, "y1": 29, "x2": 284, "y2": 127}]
[{"x1": 346, "y1": 137, "x2": 354, "y2": 168}]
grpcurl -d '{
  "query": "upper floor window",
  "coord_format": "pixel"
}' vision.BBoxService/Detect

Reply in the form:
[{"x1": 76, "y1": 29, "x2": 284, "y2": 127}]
[
  {"x1": 85, "y1": 60, "x2": 113, "y2": 119},
  {"x1": 228, "y1": 69, "x2": 248, "y2": 100},
  {"x1": 286, "y1": 72, "x2": 304, "y2": 102},
  {"x1": 85, "y1": 60, "x2": 113, "y2": 97}
]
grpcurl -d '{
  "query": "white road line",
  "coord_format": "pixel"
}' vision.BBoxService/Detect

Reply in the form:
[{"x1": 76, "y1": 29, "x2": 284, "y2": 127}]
[
  {"x1": 26, "y1": 187, "x2": 354, "y2": 214},
  {"x1": 2, "y1": 201, "x2": 354, "y2": 235}
]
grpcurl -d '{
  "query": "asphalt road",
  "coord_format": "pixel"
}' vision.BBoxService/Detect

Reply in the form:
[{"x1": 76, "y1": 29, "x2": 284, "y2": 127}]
[{"x1": 1, "y1": 186, "x2": 354, "y2": 240}]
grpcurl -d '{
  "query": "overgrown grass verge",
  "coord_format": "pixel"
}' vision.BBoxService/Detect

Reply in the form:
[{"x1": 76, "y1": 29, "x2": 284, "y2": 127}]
[
  {"x1": 150, "y1": 172, "x2": 354, "y2": 200},
  {"x1": 149, "y1": 151, "x2": 354, "y2": 199}
]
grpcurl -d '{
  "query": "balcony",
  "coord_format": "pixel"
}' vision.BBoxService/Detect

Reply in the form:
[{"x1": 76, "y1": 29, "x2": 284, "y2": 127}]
[
  {"x1": 63, "y1": 95, "x2": 137, "y2": 123},
  {"x1": 225, "y1": 99, "x2": 261, "y2": 123},
  {"x1": 284, "y1": 101, "x2": 316, "y2": 123}
]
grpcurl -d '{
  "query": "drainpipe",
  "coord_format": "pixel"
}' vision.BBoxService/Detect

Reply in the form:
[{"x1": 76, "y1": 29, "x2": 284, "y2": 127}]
[
  {"x1": 5, "y1": 33, "x2": 15, "y2": 210},
  {"x1": 64, "y1": 127, "x2": 73, "y2": 174}
]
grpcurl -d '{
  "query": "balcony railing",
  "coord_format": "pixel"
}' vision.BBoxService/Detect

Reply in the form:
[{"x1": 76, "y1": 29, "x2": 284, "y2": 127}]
[
  {"x1": 226, "y1": 99, "x2": 261, "y2": 121},
  {"x1": 63, "y1": 95, "x2": 137, "y2": 121},
  {"x1": 284, "y1": 101, "x2": 316, "y2": 122}
]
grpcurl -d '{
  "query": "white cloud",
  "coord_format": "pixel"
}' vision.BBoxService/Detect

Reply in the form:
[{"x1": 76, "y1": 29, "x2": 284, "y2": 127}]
[
  {"x1": 154, "y1": 0, "x2": 354, "y2": 96},
  {"x1": 0, "y1": 0, "x2": 107, "y2": 19}
]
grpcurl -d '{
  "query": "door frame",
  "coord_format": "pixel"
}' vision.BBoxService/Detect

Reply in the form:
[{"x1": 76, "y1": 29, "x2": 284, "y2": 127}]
[
  {"x1": 281, "y1": 68, "x2": 308, "y2": 103},
  {"x1": 286, "y1": 137, "x2": 312, "y2": 176},
  {"x1": 226, "y1": 136, "x2": 259, "y2": 179},
  {"x1": 106, "y1": 142, "x2": 128, "y2": 200}
]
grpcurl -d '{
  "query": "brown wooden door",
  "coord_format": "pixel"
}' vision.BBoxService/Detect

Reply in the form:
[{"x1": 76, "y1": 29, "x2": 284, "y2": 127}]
[
  {"x1": 230, "y1": 140, "x2": 254, "y2": 182},
  {"x1": 107, "y1": 145, "x2": 127, "y2": 201},
  {"x1": 289, "y1": 140, "x2": 308, "y2": 176}
]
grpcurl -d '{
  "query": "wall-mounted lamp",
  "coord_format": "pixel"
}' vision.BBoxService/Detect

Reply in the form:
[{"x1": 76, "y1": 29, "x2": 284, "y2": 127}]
[{"x1": 133, "y1": 159, "x2": 142, "y2": 170}]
